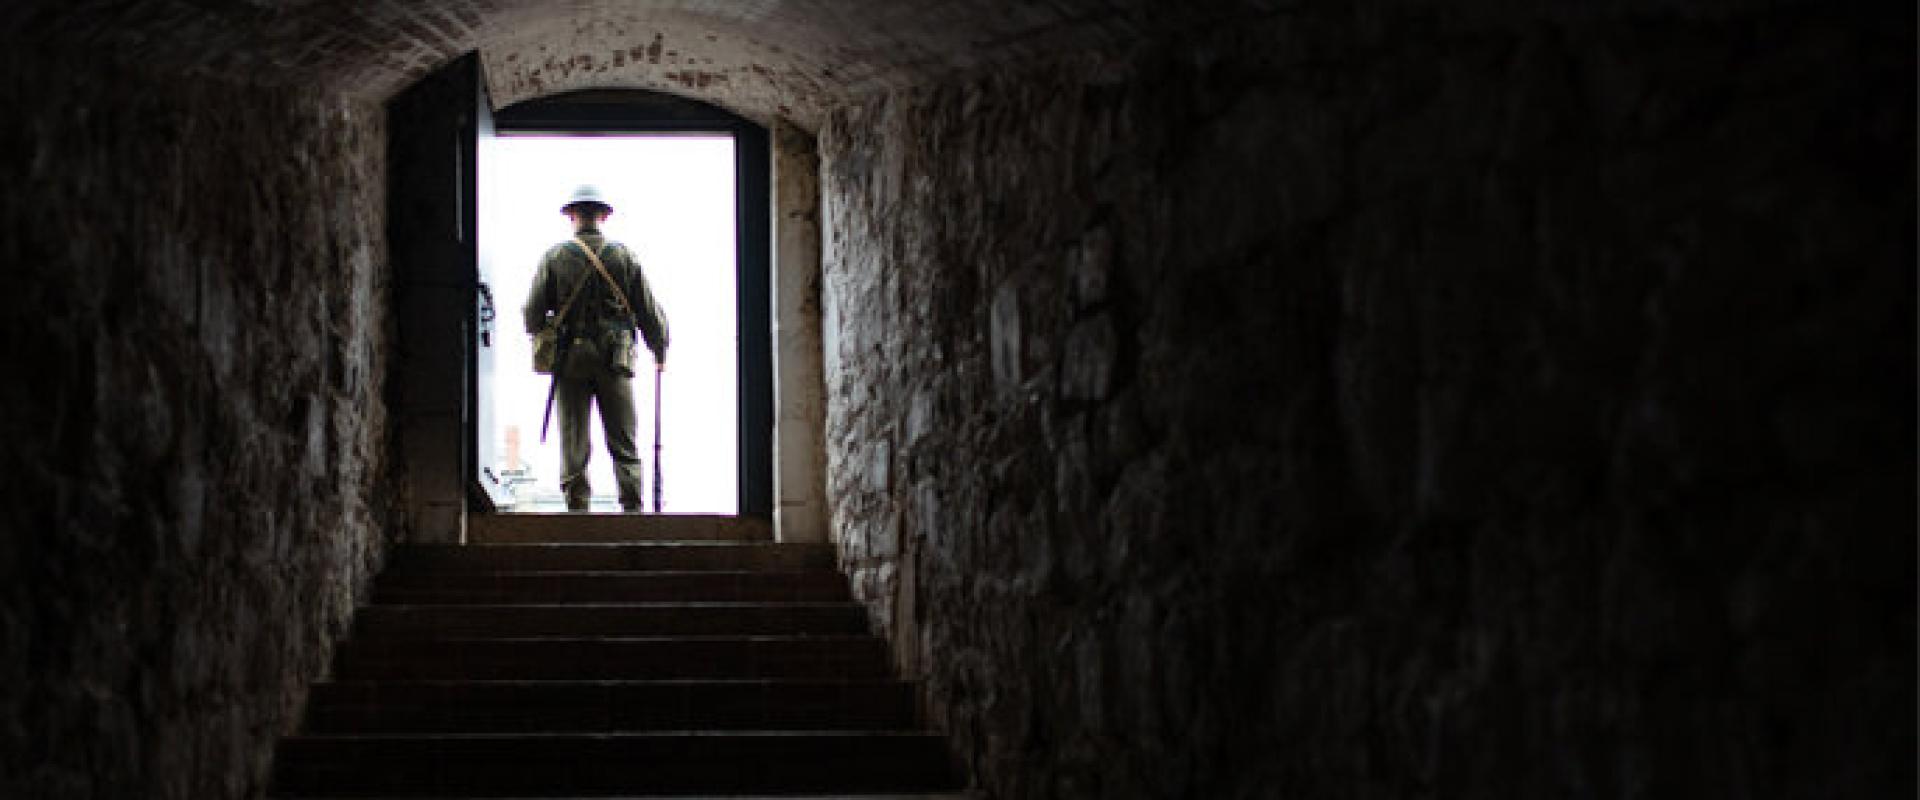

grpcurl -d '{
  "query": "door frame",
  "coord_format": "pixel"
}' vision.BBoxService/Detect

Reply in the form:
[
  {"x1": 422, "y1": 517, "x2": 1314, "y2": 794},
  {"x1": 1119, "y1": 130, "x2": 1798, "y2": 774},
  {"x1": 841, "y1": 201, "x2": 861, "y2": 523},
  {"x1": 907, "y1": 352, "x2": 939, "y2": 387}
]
[{"x1": 491, "y1": 90, "x2": 775, "y2": 519}]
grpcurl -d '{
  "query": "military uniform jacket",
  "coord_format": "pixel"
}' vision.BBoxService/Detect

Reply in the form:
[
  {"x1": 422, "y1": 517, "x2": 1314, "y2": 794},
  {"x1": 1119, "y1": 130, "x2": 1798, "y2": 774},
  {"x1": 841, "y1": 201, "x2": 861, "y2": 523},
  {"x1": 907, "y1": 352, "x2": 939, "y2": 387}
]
[{"x1": 522, "y1": 230, "x2": 670, "y2": 367}]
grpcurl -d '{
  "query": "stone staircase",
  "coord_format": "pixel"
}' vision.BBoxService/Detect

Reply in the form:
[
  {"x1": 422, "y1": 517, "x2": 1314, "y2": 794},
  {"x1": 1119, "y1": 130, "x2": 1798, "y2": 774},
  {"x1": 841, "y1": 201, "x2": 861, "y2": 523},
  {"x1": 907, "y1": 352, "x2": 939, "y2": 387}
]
[{"x1": 270, "y1": 514, "x2": 965, "y2": 798}]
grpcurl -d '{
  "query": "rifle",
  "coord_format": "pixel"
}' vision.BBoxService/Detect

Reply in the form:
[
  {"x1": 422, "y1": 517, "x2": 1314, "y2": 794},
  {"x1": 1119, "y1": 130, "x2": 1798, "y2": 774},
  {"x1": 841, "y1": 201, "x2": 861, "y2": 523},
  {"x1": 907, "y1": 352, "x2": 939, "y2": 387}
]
[{"x1": 652, "y1": 364, "x2": 664, "y2": 511}]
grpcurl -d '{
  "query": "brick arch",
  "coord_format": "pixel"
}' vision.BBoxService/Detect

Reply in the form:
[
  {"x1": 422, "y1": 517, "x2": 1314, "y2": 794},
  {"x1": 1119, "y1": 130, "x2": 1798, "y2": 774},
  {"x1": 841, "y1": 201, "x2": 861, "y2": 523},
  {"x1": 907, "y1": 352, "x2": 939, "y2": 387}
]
[
  {"x1": 9, "y1": 1, "x2": 1155, "y2": 131},
  {"x1": 468, "y1": 9, "x2": 845, "y2": 130},
  {"x1": 474, "y1": 16, "x2": 834, "y2": 131}
]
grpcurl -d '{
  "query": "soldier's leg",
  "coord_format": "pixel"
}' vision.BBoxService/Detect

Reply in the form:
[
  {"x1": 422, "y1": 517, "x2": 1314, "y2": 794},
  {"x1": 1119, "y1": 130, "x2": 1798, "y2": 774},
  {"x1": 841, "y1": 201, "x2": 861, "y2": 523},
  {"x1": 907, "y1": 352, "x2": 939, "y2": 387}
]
[
  {"x1": 597, "y1": 373, "x2": 645, "y2": 512},
  {"x1": 556, "y1": 375, "x2": 595, "y2": 511}
]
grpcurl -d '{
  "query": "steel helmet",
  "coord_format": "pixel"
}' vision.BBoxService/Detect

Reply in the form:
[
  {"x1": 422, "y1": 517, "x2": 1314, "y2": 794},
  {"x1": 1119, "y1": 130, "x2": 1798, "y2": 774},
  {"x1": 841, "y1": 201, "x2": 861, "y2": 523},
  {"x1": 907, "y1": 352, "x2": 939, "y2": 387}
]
[{"x1": 561, "y1": 184, "x2": 612, "y2": 213}]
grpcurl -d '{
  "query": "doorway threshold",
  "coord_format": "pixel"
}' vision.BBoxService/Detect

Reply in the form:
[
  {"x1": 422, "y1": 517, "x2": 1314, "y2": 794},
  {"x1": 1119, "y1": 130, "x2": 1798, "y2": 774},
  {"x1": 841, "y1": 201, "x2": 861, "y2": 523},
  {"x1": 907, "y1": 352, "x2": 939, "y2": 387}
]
[{"x1": 468, "y1": 513, "x2": 773, "y2": 544}]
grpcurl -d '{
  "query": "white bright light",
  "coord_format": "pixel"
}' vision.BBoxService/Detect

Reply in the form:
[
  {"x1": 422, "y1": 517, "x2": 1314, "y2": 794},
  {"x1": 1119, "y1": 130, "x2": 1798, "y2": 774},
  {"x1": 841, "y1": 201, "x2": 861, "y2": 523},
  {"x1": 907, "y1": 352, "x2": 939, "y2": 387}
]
[{"x1": 481, "y1": 134, "x2": 738, "y2": 513}]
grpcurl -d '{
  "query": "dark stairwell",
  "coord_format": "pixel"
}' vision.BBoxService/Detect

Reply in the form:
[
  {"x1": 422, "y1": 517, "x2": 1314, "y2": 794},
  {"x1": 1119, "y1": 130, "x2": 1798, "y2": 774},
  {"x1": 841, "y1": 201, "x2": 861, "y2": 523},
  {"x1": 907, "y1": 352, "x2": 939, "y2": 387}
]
[
  {"x1": 0, "y1": 3, "x2": 1911, "y2": 799},
  {"x1": 270, "y1": 515, "x2": 962, "y2": 797}
]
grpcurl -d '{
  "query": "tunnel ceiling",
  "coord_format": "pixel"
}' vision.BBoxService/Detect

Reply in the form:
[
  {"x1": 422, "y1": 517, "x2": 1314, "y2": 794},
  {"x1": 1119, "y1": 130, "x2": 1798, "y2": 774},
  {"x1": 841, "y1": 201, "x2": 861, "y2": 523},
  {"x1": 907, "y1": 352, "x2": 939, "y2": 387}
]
[{"x1": 0, "y1": 0, "x2": 1268, "y2": 129}]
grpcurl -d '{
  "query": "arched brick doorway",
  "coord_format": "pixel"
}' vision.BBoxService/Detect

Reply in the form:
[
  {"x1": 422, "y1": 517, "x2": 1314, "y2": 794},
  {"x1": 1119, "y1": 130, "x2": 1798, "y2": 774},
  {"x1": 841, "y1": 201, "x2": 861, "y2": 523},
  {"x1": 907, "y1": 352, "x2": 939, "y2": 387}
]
[{"x1": 387, "y1": 54, "x2": 815, "y2": 542}]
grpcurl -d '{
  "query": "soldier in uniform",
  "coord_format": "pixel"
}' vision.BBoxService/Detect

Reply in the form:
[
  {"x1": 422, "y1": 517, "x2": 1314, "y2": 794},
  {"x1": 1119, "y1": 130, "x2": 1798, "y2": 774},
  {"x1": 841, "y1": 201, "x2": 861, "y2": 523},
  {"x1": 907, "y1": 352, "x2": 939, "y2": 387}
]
[{"x1": 523, "y1": 185, "x2": 670, "y2": 512}]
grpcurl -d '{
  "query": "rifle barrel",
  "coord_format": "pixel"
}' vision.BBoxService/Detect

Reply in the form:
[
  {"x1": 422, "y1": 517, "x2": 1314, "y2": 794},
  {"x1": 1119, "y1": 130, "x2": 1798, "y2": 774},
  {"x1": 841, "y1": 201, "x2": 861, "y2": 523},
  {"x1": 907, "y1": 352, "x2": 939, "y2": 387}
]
[{"x1": 652, "y1": 367, "x2": 664, "y2": 512}]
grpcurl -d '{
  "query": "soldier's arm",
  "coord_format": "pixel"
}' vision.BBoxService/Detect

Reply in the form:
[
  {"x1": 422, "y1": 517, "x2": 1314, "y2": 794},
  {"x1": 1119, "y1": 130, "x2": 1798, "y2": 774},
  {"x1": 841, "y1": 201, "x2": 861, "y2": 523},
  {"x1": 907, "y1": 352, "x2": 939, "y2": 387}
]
[
  {"x1": 622, "y1": 247, "x2": 669, "y2": 362},
  {"x1": 522, "y1": 248, "x2": 557, "y2": 335}
]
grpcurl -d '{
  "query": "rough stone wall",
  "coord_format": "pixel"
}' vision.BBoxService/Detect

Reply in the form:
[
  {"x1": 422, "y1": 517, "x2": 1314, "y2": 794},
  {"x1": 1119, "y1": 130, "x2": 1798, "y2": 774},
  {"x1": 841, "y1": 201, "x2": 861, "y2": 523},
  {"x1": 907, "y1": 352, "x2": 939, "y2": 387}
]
[
  {"x1": 820, "y1": 5, "x2": 1910, "y2": 798},
  {"x1": 0, "y1": 43, "x2": 393, "y2": 798}
]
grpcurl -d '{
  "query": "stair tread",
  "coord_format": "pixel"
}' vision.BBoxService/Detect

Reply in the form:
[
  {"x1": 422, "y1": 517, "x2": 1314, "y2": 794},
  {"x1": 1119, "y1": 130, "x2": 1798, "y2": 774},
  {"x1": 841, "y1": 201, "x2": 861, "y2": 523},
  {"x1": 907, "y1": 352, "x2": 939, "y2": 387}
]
[
  {"x1": 381, "y1": 569, "x2": 840, "y2": 576},
  {"x1": 402, "y1": 541, "x2": 824, "y2": 547},
  {"x1": 397, "y1": 541, "x2": 825, "y2": 548},
  {"x1": 288, "y1": 730, "x2": 943, "y2": 740},
  {"x1": 365, "y1": 601, "x2": 863, "y2": 608},
  {"x1": 279, "y1": 516, "x2": 959, "y2": 794},
  {"x1": 316, "y1": 678, "x2": 914, "y2": 686},
  {"x1": 347, "y1": 634, "x2": 881, "y2": 642},
  {"x1": 352, "y1": 603, "x2": 869, "y2": 635},
  {"x1": 467, "y1": 514, "x2": 775, "y2": 544},
  {"x1": 275, "y1": 796, "x2": 967, "y2": 799},
  {"x1": 370, "y1": 572, "x2": 851, "y2": 602},
  {"x1": 277, "y1": 796, "x2": 966, "y2": 799},
  {"x1": 333, "y1": 636, "x2": 893, "y2": 679}
]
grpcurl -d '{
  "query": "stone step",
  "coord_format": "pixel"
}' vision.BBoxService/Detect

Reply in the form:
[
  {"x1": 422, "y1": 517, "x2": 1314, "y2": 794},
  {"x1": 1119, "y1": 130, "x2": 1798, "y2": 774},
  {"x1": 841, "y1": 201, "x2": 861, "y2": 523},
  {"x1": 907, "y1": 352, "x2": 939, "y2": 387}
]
[
  {"x1": 469, "y1": 513, "x2": 772, "y2": 544},
  {"x1": 271, "y1": 731, "x2": 960, "y2": 796},
  {"x1": 303, "y1": 679, "x2": 918, "y2": 734},
  {"x1": 385, "y1": 542, "x2": 835, "y2": 573},
  {"x1": 273, "y1": 512, "x2": 961, "y2": 796},
  {"x1": 277, "y1": 795, "x2": 971, "y2": 799},
  {"x1": 334, "y1": 636, "x2": 894, "y2": 681},
  {"x1": 371, "y1": 571, "x2": 850, "y2": 604},
  {"x1": 354, "y1": 603, "x2": 872, "y2": 639},
  {"x1": 277, "y1": 795, "x2": 970, "y2": 799}
]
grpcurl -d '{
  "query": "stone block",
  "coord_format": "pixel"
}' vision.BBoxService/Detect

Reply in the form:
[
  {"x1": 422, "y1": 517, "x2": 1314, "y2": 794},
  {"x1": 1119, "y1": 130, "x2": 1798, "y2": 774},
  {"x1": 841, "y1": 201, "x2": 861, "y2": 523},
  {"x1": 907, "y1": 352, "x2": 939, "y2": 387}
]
[
  {"x1": 867, "y1": 512, "x2": 902, "y2": 560},
  {"x1": 1060, "y1": 312, "x2": 1118, "y2": 403},
  {"x1": 1070, "y1": 225, "x2": 1113, "y2": 310},
  {"x1": 989, "y1": 279, "x2": 1023, "y2": 393},
  {"x1": 864, "y1": 439, "x2": 892, "y2": 494}
]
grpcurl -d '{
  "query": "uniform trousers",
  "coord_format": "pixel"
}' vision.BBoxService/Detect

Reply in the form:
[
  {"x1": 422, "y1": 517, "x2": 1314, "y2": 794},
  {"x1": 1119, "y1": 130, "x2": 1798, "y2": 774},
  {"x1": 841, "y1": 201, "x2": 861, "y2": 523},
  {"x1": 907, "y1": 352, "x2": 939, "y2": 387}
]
[{"x1": 555, "y1": 365, "x2": 645, "y2": 511}]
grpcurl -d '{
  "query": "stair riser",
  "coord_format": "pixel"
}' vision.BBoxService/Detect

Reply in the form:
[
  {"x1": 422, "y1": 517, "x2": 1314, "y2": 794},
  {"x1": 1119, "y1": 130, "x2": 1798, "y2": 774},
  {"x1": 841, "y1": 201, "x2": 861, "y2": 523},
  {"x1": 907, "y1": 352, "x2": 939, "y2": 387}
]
[
  {"x1": 354, "y1": 605, "x2": 870, "y2": 638},
  {"x1": 274, "y1": 737, "x2": 956, "y2": 796},
  {"x1": 468, "y1": 514, "x2": 772, "y2": 544},
  {"x1": 276, "y1": 515, "x2": 962, "y2": 796},
  {"x1": 385, "y1": 544, "x2": 834, "y2": 572},
  {"x1": 306, "y1": 700, "x2": 914, "y2": 733},
  {"x1": 371, "y1": 573, "x2": 849, "y2": 604},
  {"x1": 335, "y1": 640, "x2": 893, "y2": 681}
]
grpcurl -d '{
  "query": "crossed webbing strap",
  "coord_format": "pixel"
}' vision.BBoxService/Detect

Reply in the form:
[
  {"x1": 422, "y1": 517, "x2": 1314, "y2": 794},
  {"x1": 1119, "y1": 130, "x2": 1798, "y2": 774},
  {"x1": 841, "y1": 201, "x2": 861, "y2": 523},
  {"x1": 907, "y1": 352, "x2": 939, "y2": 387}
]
[{"x1": 571, "y1": 237, "x2": 642, "y2": 332}]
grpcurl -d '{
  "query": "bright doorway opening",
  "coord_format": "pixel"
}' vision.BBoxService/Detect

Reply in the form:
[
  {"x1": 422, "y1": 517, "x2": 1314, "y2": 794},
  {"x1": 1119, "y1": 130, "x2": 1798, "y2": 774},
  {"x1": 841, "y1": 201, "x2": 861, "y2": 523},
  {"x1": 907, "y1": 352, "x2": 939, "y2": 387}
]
[{"x1": 481, "y1": 135, "x2": 739, "y2": 513}]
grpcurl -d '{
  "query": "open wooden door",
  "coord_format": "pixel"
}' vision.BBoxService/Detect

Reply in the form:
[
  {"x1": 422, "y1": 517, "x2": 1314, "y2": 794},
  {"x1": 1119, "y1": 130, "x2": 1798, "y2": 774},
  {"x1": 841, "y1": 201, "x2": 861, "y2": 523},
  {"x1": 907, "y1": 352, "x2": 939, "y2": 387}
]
[
  {"x1": 469, "y1": 72, "x2": 511, "y2": 511},
  {"x1": 387, "y1": 52, "x2": 502, "y2": 542}
]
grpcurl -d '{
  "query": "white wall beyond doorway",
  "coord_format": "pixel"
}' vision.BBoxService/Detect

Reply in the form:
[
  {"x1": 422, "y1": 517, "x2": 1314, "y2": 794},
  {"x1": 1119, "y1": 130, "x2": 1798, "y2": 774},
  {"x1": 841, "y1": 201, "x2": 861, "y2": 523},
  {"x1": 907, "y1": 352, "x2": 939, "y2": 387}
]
[{"x1": 483, "y1": 134, "x2": 739, "y2": 513}]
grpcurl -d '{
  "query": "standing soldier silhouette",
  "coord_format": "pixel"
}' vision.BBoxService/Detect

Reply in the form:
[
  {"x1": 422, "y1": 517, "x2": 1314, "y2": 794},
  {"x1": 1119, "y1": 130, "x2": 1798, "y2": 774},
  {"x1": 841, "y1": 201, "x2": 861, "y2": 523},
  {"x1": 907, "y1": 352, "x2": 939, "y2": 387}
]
[{"x1": 523, "y1": 185, "x2": 669, "y2": 512}]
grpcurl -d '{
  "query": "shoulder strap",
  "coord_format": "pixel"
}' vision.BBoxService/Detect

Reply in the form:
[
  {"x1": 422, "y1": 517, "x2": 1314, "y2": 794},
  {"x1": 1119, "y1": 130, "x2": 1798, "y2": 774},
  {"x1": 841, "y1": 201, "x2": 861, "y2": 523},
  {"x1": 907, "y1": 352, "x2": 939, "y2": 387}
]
[
  {"x1": 572, "y1": 237, "x2": 641, "y2": 330},
  {"x1": 549, "y1": 254, "x2": 595, "y2": 329}
]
